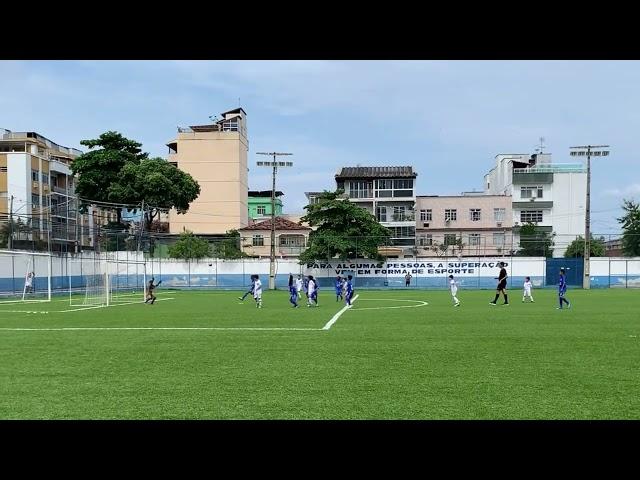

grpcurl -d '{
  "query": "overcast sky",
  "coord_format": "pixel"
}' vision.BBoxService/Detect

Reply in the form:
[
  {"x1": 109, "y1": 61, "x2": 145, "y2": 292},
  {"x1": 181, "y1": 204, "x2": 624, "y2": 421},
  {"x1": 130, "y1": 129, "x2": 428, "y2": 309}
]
[{"x1": 1, "y1": 60, "x2": 638, "y2": 234}]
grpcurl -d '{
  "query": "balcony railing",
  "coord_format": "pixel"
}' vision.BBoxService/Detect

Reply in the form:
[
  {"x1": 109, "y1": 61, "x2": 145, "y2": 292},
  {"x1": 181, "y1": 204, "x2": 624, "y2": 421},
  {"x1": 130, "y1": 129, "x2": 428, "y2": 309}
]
[
  {"x1": 279, "y1": 246, "x2": 305, "y2": 255},
  {"x1": 348, "y1": 191, "x2": 373, "y2": 199},
  {"x1": 513, "y1": 163, "x2": 586, "y2": 174},
  {"x1": 391, "y1": 214, "x2": 415, "y2": 222}
]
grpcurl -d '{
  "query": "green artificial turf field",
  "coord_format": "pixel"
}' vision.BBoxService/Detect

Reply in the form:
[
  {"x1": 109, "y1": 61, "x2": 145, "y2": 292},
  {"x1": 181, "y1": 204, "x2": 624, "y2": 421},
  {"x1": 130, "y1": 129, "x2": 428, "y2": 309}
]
[{"x1": 0, "y1": 288, "x2": 638, "y2": 419}]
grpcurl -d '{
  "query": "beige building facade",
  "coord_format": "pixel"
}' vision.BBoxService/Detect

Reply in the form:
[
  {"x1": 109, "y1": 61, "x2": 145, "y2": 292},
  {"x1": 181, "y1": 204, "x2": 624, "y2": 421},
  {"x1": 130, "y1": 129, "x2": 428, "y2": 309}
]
[
  {"x1": 239, "y1": 217, "x2": 311, "y2": 258},
  {"x1": 167, "y1": 108, "x2": 249, "y2": 235},
  {"x1": 415, "y1": 193, "x2": 514, "y2": 257}
]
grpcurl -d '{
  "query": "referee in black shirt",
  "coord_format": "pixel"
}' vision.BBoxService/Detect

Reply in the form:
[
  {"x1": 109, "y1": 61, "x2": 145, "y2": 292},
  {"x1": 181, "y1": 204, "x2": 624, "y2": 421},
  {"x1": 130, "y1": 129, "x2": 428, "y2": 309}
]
[{"x1": 490, "y1": 262, "x2": 509, "y2": 306}]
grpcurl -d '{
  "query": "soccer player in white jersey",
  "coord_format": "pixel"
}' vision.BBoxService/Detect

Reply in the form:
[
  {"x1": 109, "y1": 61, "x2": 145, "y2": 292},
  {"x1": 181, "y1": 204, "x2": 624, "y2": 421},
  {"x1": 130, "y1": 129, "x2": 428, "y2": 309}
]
[
  {"x1": 307, "y1": 275, "x2": 318, "y2": 307},
  {"x1": 295, "y1": 275, "x2": 303, "y2": 298},
  {"x1": 24, "y1": 271, "x2": 35, "y2": 294},
  {"x1": 522, "y1": 276, "x2": 534, "y2": 303},
  {"x1": 448, "y1": 275, "x2": 460, "y2": 307},
  {"x1": 253, "y1": 275, "x2": 263, "y2": 308}
]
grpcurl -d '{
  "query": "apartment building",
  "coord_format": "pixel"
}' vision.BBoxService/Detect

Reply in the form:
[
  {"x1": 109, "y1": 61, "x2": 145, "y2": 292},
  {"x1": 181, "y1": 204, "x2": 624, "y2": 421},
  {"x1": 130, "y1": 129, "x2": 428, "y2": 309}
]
[
  {"x1": 484, "y1": 153, "x2": 587, "y2": 256},
  {"x1": 0, "y1": 129, "x2": 100, "y2": 251},
  {"x1": 415, "y1": 193, "x2": 513, "y2": 257},
  {"x1": 335, "y1": 166, "x2": 417, "y2": 257},
  {"x1": 167, "y1": 108, "x2": 249, "y2": 235}
]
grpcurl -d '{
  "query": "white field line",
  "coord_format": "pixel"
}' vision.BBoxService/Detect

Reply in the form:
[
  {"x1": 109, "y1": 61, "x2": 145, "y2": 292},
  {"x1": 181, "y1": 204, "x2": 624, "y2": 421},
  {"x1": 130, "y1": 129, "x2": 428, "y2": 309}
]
[
  {"x1": 322, "y1": 294, "x2": 359, "y2": 331},
  {"x1": 60, "y1": 298, "x2": 175, "y2": 313},
  {"x1": 0, "y1": 326, "x2": 321, "y2": 332},
  {"x1": 351, "y1": 298, "x2": 428, "y2": 311},
  {"x1": 0, "y1": 310, "x2": 50, "y2": 314}
]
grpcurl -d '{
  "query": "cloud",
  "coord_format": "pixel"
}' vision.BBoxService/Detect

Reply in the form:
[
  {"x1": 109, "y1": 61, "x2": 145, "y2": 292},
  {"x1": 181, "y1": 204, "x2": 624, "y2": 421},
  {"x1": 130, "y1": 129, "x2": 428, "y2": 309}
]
[{"x1": 603, "y1": 184, "x2": 640, "y2": 198}]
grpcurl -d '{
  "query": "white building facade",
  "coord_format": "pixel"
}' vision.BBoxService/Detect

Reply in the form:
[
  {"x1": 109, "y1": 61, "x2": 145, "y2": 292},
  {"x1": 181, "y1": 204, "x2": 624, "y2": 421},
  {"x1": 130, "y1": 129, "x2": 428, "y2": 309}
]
[{"x1": 484, "y1": 153, "x2": 586, "y2": 257}]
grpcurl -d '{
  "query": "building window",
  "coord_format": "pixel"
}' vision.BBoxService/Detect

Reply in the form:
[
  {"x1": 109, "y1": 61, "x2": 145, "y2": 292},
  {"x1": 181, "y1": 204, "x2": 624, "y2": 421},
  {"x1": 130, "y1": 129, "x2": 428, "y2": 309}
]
[
  {"x1": 424, "y1": 209, "x2": 432, "y2": 221},
  {"x1": 279, "y1": 235, "x2": 305, "y2": 247},
  {"x1": 31, "y1": 194, "x2": 40, "y2": 206},
  {"x1": 521, "y1": 185, "x2": 544, "y2": 199},
  {"x1": 444, "y1": 209, "x2": 457, "y2": 222},
  {"x1": 257, "y1": 205, "x2": 266, "y2": 216},
  {"x1": 41, "y1": 172, "x2": 49, "y2": 184},
  {"x1": 493, "y1": 233, "x2": 505, "y2": 246},
  {"x1": 392, "y1": 206, "x2": 409, "y2": 221},
  {"x1": 222, "y1": 120, "x2": 239, "y2": 132},
  {"x1": 389, "y1": 226, "x2": 415, "y2": 238},
  {"x1": 31, "y1": 170, "x2": 39, "y2": 182},
  {"x1": 444, "y1": 234, "x2": 458, "y2": 246},
  {"x1": 494, "y1": 208, "x2": 506, "y2": 221},
  {"x1": 417, "y1": 234, "x2": 433, "y2": 246},
  {"x1": 377, "y1": 179, "x2": 393, "y2": 190},
  {"x1": 470, "y1": 209, "x2": 481, "y2": 221},
  {"x1": 376, "y1": 206, "x2": 387, "y2": 222},
  {"x1": 520, "y1": 210, "x2": 543, "y2": 223},
  {"x1": 252, "y1": 235, "x2": 264, "y2": 247},
  {"x1": 393, "y1": 179, "x2": 413, "y2": 189},
  {"x1": 349, "y1": 181, "x2": 373, "y2": 198},
  {"x1": 420, "y1": 210, "x2": 426, "y2": 221},
  {"x1": 469, "y1": 233, "x2": 481, "y2": 246}
]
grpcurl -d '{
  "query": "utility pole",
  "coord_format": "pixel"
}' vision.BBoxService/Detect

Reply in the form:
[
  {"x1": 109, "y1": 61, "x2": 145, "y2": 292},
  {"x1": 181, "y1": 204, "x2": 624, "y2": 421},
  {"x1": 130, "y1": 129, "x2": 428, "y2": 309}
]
[
  {"x1": 570, "y1": 145, "x2": 610, "y2": 289},
  {"x1": 257, "y1": 152, "x2": 293, "y2": 290},
  {"x1": 8, "y1": 195, "x2": 14, "y2": 249}
]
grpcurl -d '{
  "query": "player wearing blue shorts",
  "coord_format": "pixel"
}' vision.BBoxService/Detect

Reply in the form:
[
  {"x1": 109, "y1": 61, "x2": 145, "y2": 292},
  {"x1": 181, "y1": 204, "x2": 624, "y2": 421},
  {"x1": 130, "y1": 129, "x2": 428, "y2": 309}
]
[
  {"x1": 335, "y1": 275, "x2": 344, "y2": 302},
  {"x1": 289, "y1": 274, "x2": 299, "y2": 308},
  {"x1": 558, "y1": 268, "x2": 571, "y2": 309},
  {"x1": 345, "y1": 275, "x2": 354, "y2": 306}
]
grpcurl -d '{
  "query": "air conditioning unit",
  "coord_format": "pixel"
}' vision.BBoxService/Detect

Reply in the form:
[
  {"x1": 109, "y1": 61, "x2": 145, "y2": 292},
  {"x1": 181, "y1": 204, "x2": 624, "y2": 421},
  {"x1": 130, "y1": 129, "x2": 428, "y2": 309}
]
[
  {"x1": 423, "y1": 223, "x2": 430, "y2": 228},
  {"x1": 32, "y1": 181, "x2": 39, "y2": 188},
  {"x1": 43, "y1": 184, "x2": 49, "y2": 191},
  {"x1": 529, "y1": 197, "x2": 535, "y2": 202},
  {"x1": 496, "y1": 222, "x2": 502, "y2": 228}
]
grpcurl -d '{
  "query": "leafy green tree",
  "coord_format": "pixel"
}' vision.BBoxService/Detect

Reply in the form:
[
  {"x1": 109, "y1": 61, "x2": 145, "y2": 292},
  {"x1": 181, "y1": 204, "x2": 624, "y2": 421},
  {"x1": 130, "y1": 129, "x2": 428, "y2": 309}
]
[
  {"x1": 109, "y1": 157, "x2": 200, "y2": 230},
  {"x1": 71, "y1": 131, "x2": 148, "y2": 223},
  {"x1": 298, "y1": 190, "x2": 391, "y2": 263},
  {"x1": 517, "y1": 222, "x2": 555, "y2": 257},
  {"x1": 211, "y1": 230, "x2": 247, "y2": 259},
  {"x1": 617, "y1": 199, "x2": 640, "y2": 256},
  {"x1": 564, "y1": 235, "x2": 606, "y2": 258},
  {"x1": 168, "y1": 231, "x2": 211, "y2": 260}
]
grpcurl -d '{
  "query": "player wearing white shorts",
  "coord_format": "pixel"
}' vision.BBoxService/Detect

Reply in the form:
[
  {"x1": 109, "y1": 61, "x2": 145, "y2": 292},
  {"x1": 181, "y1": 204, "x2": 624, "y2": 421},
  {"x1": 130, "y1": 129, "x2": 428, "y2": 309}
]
[
  {"x1": 295, "y1": 275, "x2": 303, "y2": 297},
  {"x1": 253, "y1": 275, "x2": 263, "y2": 308},
  {"x1": 522, "y1": 276, "x2": 534, "y2": 303},
  {"x1": 448, "y1": 275, "x2": 460, "y2": 307}
]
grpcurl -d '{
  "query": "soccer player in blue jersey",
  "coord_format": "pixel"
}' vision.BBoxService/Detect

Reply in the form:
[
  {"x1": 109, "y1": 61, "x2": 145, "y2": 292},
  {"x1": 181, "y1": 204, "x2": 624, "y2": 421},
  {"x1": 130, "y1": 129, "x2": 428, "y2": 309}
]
[
  {"x1": 238, "y1": 275, "x2": 256, "y2": 301},
  {"x1": 335, "y1": 275, "x2": 344, "y2": 302},
  {"x1": 303, "y1": 276, "x2": 310, "y2": 299},
  {"x1": 557, "y1": 268, "x2": 571, "y2": 309},
  {"x1": 345, "y1": 275, "x2": 354, "y2": 307},
  {"x1": 289, "y1": 274, "x2": 299, "y2": 308}
]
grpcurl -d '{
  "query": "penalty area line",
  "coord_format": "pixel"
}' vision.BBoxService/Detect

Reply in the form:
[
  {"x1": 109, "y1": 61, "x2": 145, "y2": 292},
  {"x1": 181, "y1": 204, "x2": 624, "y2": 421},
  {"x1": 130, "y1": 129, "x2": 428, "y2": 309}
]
[
  {"x1": 322, "y1": 294, "x2": 359, "y2": 331},
  {"x1": 59, "y1": 297, "x2": 175, "y2": 313}
]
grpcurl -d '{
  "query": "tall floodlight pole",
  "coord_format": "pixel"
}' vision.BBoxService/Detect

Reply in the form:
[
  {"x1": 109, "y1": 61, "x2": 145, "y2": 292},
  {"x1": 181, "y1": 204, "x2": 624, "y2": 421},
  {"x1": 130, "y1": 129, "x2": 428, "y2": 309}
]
[
  {"x1": 256, "y1": 152, "x2": 293, "y2": 290},
  {"x1": 570, "y1": 145, "x2": 610, "y2": 289}
]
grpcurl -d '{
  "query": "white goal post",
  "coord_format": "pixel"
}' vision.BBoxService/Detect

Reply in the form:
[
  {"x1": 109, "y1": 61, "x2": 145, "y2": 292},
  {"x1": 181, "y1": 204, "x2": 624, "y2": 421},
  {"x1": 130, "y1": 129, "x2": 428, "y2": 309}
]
[
  {"x1": 68, "y1": 256, "x2": 147, "y2": 307},
  {"x1": 0, "y1": 250, "x2": 52, "y2": 303}
]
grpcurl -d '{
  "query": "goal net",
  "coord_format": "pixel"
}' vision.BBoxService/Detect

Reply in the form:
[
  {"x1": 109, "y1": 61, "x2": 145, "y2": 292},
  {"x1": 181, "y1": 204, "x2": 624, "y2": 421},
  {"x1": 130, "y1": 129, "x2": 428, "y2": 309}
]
[
  {"x1": 68, "y1": 256, "x2": 146, "y2": 307},
  {"x1": 0, "y1": 250, "x2": 52, "y2": 303}
]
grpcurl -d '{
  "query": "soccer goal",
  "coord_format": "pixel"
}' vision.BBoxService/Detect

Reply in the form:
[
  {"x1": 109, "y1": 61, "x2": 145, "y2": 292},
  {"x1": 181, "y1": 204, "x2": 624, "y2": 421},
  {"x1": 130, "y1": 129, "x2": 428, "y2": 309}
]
[
  {"x1": 0, "y1": 250, "x2": 52, "y2": 303},
  {"x1": 68, "y1": 256, "x2": 147, "y2": 307}
]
